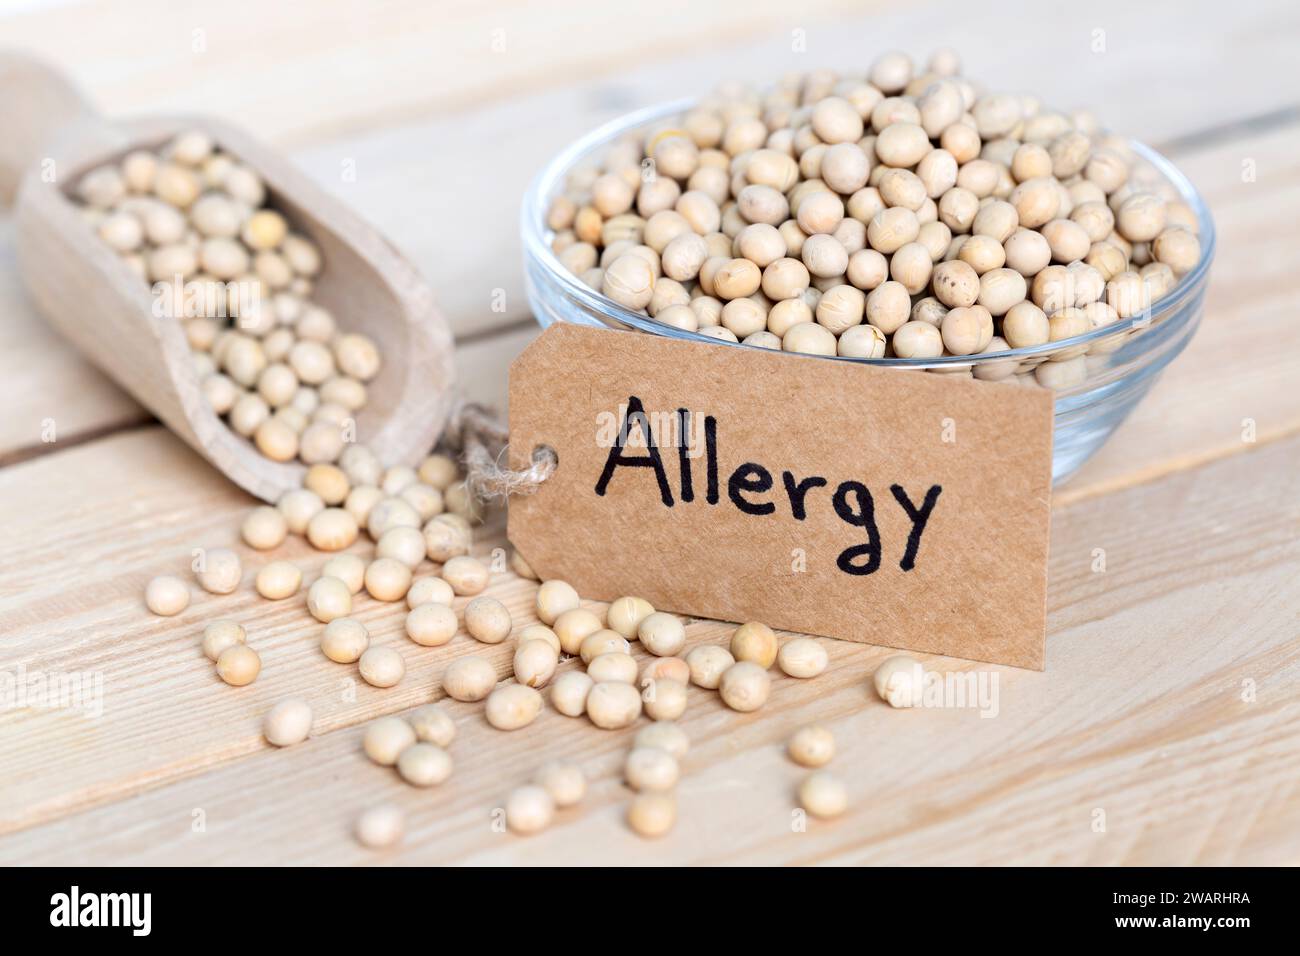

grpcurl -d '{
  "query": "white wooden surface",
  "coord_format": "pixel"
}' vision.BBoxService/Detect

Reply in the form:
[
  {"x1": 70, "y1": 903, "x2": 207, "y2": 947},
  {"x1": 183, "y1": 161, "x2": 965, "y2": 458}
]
[{"x1": 0, "y1": 0, "x2": 1297, "y2": 865}]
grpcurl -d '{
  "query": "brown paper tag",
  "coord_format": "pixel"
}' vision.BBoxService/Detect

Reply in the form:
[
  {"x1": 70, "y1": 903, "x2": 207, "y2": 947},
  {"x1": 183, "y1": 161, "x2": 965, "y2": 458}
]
[{"x1": 508, "y1": 324, "x2": 1053, "y2": 669}]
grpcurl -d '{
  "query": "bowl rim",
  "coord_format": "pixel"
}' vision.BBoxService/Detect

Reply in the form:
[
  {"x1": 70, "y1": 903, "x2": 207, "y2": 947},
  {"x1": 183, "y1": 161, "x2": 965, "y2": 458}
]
[{"x1": 521, "y1": 97, "x2": 1217, "y2": 368}]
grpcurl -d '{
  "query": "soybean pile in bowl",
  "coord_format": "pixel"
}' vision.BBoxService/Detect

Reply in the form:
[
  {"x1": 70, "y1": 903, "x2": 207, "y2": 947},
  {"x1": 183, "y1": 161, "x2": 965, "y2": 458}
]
[{"x1": 521, "y1": 52, "x2": 1215, "y2": 483}]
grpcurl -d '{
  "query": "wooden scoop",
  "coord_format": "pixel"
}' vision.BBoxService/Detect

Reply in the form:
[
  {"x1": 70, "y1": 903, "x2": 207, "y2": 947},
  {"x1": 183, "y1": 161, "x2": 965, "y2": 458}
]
[{"x1": 0, "y1": 51, "x2": 457, "y2": 502}]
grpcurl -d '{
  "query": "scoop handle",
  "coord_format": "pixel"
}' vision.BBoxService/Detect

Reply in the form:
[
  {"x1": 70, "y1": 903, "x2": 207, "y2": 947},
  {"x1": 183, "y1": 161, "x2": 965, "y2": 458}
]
[{"x1": 0, "y1": 51, "x2": 118, "y2": 206}]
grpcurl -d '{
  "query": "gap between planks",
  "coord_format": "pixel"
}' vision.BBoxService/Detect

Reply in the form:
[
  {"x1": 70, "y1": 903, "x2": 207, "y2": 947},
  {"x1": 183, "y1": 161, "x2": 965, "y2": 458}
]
[
  {"x1": 0, "y1": 316, "x2": 540, "y2": 470},
  {"x1": 3, "y1": 112, "x2": 1299, "y2": 480},
  {"x1": 0, "y1": 5, "x2": 1294, "y2": 858},
  {"x1": 1, "y1": 1, "x2": 1298, "y2": 341},
  {"x1": 1, "y1": 0, "x2": 1294, "y2": 155},
  {"x1": 0, "y1": 428, "x2": 1296, "y2": 862}
]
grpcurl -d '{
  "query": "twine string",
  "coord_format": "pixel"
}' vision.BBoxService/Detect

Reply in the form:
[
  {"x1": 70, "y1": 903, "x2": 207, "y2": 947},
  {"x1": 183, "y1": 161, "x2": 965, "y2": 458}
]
[{"x1": 445, "y1": 398, "x2": 556, "y2": 501}]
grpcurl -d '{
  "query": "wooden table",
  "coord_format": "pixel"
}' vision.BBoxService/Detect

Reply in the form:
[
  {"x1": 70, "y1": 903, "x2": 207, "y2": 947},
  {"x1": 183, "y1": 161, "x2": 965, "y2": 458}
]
[{"x1": 1, "y1": 0, "x2": 1297, "y2": 865}]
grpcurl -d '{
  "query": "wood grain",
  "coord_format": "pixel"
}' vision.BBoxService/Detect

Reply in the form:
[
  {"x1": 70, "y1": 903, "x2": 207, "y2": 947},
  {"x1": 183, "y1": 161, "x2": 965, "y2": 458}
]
[
  {"x1": 0, "y1": 218, "x2": 530, "y2": 466},
  {"x1": 1, "y1": 0, "x2": 1298, "y2": 867},
  {"x1": 0, "y1": 118, "x2": 1292, "y2": 842},
  {"x1": 0, "y1": 322, "x2": 536, "y2": 830},
  {"x1": 3, "y1": 118, "x2": 1295, "y2": 499},
  {"x1": 1059, "y1": 121, "x2": 1300, "y2": 502},
  {"x1": 0, "y1": 429, "x2": 1295, "y2": 864},
  {"x1": 0, "y1": 0, "x2": 865, "y2": 146},
  {"x1": 1, "y1": 0, "x2": 1297, "y2": 340},
  {"x1": 0, "y1": 7, "x2": 1296, "y2": 458},
  {"x1": 281, "y1": 1, "x2": 1300, "y2": 340},
  {"x1": 0, "y1": 218, "x2": 148, "y2": 463},
  {"x1": 5, "y1": 53, "x2": 458, "y2": 502},
  {"x1": 4, "y1": 0, "x2": 1295, "y2": 150}
]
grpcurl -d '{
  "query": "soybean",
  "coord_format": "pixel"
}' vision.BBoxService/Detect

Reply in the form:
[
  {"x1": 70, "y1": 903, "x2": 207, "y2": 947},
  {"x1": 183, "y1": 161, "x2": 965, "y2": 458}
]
[
  {"x1": 627, "y1": 792, "x2": 676, "y2": 838},
  {"x1": 255, "y1": 561, "x2": 301, "y2": 600},
  {"x1": 405, "y1": 602, "x2": 458, "y2": 647},
  {"x1": 588, "y1": 652, "x2": 638, "y2": 684},
  {"x1": 363, "y1": 716, "x2": 415, "y2": 766},
  {"x1": 787, "y1": 725, "x2": 836, "y2": 767},
  {"x1": 442, "y1": 555, "x2": 489, "y2": 596},
  {"x1": 408, "y1": 704, "x2": 456, "y2": 747},
  {"x1": 550, "y1": 670, "x2": 596, "y2": 717},
  {"x1": 505, "y1": 785, "x2": 555, "y2": 835},
  {"x1": 358, "y1": 646, "x2": 405, "y2": 688},
  {"x1": 545, "y1": 60, "x2": 1200, "y2": 385},
  {"x1": 635, "y1": 721, "x2": 690, "y2": 761},
  {"x1": 514, "y1": 640, "x2": 560, "y2": 688},
  {"x1": 216, "y1": 644, "x2": 261, "y2": 686},
  {"x1": 145, "y1": 575, "x2": 190, "y2": 616},
  {"x1": 536, "y1": 580, "x2": 580, "y2": 624},
  {"x1": 321, "y1": 617, "x2": 370, "y2": 663},
  {"x1": 307, "y1": 575, "x2": 352, "y2": 623},
  {"x1": 397, "y1": 743, "x2": 453, "y2": 787},
  {"x1": 798, "y1": 771, "x2": 848, "y2": 819},
  {"x1": 241, "y1": 506, "x2": 287, "y2": 550},
  {"x1": 486, "y1": 684, "x2": 543, "y2": 731},
  {"x1": 554, "y1": 607, "x2": 603, "y2": 655},
  {"x1": 686, "y1": 644, "x2": 735, "y2": 689},
  {"x1": 407, "y1": 575, "x2": 455, "y2": 609},
  {"x1": 605, "y1": 595, "x2": 655, "y2": 639},
  {"x1": 625, "y1": 747, "x2": 680, "y2": 792},
  {"x1": 202, "y1": 620, "x2": 246, "y2": 660},
  {"x1": 729, "y1": 622, "x2": 777, "y2": 668},
  {"x1": 355, "y1": 804, "x2": 404, "y2": 849},
  {"x1": 586, "y1": 681, "x2": 643, "y2": 729},
  {"x1": 873, "y1": 654, "x2": 926, "y2": 708},
  {"x1": 638, "y1": 612, "x2": 686, "y2": 657},
  {"x1": 535, "y1": 761, "x2": 586, "y2": 807},
  {"x1": 718, "y1": 661, "x2": 771, "y2": 712},
  {"x1": 365, "y1": 558, "x2": 412, "y2": 603},
  {"x1": 263, "y1": 698, "x2": 313, "y2": 747},
  {"x1": 777, "y1": 638, "x2": 829, "y2": 678},
  {"x1": 464, "y1": 596, "x2": 511, "y2": 644},
  {"x1": 643, "y1": 678, "x2": 689, "y2": 721},
  {"x1": 443, "y1": 656, "x2": 497, "y2": 702}
]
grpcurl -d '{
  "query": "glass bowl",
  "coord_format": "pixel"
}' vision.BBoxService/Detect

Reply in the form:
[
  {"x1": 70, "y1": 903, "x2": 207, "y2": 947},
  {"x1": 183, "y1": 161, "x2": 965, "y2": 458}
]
[{"x1": 521, "y1": 100, "x2": 1216, "y2": 484}]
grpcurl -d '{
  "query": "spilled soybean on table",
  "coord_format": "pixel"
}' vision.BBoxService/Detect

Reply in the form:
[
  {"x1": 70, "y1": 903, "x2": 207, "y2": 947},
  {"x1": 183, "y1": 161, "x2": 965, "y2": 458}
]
[{"x1": 0, "y1": 0, "x2": 1297, "y2": 865}]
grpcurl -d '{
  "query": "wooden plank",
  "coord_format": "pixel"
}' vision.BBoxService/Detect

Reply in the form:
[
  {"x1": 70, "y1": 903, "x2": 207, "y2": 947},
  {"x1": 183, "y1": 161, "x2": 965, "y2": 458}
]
[
  {"x1": 0, "y1": 1, "x2": 1296, "y2": 341},
  {"x1": 0, "y1": 195, "x2": 533, "y2": 461},
  {"x1": 455, "y1": 322, "x2": 538, "y2": 412},
  {"x1": 0, "y1": 217, "x2": 147, "y2": 462},
  {"x1": 1, "y1": 0, "x2": 1298, "y2": 866},
  {"x1": 0, "y1": 0, "x2": 859, "y2": 146},
  {"x1": 3, "y1": 118, "x2": 1296, "y2": 499},
  {"x1": 3, "y1": 0, "x2": 1296, "y2": 150},
  {"x1": 0, "y1": 113, "x2": 1293, "y2": 836},
  {"x1": 277, "y1": 3, "x2": 1300, "y2": 338},
  {"x1": 0, "y1": 320, "x2": 539, "y2": 829},
  {"x1": 1, "y1": 3, "x2": 1297, "y2": 453},
  {"x1": 1, "y1": 428, "x2": 1296, "y2": 863},
  {"x1": 1059, "y1": 122, "x2": 1300, "y2": 502}
]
